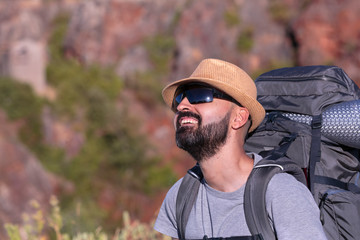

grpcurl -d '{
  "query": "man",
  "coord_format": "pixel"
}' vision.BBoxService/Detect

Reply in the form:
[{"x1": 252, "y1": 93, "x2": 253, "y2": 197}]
[{"x1": 154, "y1": 58, "x2": 327, "y2": 239}]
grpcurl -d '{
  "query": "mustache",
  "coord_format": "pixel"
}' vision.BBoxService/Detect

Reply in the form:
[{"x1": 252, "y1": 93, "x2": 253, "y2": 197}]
[{"x1": 176, "y1": 111, "x2": 201, "y2": 127}]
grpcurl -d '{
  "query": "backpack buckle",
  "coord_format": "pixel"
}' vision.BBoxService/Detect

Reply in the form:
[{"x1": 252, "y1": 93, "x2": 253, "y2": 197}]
[
  {"x1": 265, "y1": 112, "x2": 280, "y2": 130},
  {"x1": 311, "y1": 115, "x2": 322, "y2": 129}
]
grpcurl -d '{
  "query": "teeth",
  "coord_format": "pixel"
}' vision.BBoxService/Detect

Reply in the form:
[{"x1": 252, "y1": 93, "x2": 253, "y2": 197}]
[{"x1": 181, "y1": 119, "x2": 198, "y2": 124}]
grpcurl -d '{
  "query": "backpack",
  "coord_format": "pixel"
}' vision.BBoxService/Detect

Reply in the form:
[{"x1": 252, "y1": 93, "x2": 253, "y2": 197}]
[
  {"x1": 244, "y1": 65, "x2": 360, "y2": 240},
  {"x1": 176, "y1": 65, "x2": 360, "y2": 240}
]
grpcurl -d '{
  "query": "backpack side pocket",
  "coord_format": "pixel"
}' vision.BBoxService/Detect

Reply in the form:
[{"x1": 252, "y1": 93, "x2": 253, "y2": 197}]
[{"x1": 318, "y1": 189, "x2": 360, "y2": 240}]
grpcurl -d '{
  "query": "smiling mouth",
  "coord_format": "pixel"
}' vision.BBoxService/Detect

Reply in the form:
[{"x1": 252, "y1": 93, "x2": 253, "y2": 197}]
[
  {"x1": 176, "y1": 111, "x2": 201, "y2": 130},
  {"x1": 179, "y1": 117, "x2": 198, "y2": 127}
]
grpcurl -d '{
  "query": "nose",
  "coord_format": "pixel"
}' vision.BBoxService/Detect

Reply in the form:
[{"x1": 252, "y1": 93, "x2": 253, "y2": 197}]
[{"x1": 176, "y1": 96, "x2": 193, "y2": 112}]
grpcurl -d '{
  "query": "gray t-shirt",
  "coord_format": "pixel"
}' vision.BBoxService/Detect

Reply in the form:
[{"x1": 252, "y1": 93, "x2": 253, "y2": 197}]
[{"x1": 154, "y1": 153, "x2": 328, "y2": 239}]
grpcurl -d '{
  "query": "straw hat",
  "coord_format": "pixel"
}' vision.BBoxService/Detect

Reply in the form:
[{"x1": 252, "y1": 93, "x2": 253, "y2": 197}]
[{"x1": 162, "y1": 58, "x2": 265, "y2": 132}]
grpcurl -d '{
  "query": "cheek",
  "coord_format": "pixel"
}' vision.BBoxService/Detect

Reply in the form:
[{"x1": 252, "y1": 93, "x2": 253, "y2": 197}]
[{"x1": 200, "y1": 102, "x2": 232, "y2": 124}]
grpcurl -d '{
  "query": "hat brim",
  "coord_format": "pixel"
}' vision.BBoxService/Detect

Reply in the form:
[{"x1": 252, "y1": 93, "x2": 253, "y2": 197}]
[{"x1": 162, "y1": 77, "x2": 265, "y2": 132}]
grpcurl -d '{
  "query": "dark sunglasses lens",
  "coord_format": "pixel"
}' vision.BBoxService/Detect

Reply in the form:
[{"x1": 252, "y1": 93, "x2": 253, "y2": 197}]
[
  {"x1": 175, "y1": 92, "x2": 184, "y2": 104},
  {"x1": 186, "y1": 88, "x2": 213, "y2": 104},
  {"x1": 173, "y1": 87, "x2": 214, "y2": 110}
]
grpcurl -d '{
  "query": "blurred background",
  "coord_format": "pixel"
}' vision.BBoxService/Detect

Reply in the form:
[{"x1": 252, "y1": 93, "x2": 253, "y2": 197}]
[{"x1": 1, "y1": 0, "x2": 360, "y2": 239}]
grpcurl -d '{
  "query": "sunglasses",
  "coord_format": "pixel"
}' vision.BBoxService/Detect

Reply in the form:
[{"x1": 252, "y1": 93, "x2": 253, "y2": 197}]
[{"x1": 172, "y1": 84, "x2": 237, "y2": 111}]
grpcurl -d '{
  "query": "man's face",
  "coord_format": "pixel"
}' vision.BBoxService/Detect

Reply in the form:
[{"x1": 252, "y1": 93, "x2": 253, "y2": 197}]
[
  {"x1": 173, "y1": 84, "x2": 234, "y2": 162},
  {"x1": 175, "y1": 109, "x2": 231, "y2": 162}
]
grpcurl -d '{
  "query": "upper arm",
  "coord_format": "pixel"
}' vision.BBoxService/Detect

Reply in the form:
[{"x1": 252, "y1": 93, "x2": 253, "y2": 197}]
[
  {"x1": 154, "y1": 178, "x2": 183, "y2": 239},
  {"x1": 266, "y1": 173, "x2": 327, "y2": 240}
]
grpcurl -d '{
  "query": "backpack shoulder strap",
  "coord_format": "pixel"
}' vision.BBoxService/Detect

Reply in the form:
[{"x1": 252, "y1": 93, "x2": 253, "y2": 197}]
[
  {"x1": 176, "y1": 164, "x2": 203, "y2": 240},
  {"x1": 244, "y1": 158, "x2": 306, "y2": 240},
  {"x1": 308, "y1": 114, "x2": 322, "y2": 192}
]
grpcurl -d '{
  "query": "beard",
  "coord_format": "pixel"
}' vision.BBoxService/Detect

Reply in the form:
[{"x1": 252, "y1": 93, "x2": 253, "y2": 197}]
[{"x1": 175, "y1": 111, "x2": 231, "y2": 162}]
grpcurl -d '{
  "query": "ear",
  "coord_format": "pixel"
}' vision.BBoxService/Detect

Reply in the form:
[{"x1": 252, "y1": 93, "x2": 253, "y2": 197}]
[{"x1": 231, "y1": 107, "x2": 250, "y2": 130}]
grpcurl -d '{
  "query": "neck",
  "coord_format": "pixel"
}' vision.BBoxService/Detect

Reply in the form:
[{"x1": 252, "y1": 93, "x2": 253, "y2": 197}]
[{"x1": 198, "y1": 141, "x2": 254, "y2": 192}]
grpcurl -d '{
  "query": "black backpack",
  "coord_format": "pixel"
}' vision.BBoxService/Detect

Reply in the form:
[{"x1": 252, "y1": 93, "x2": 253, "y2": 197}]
[
  {"x1": 176, "y1": 66, "x2": 360, "y2": 240},
  {"x1": 245, "y1": 65, "x2": 360, "y2": 240}
]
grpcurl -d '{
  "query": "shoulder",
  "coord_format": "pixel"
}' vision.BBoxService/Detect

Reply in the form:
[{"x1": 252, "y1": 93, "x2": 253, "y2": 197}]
[
  {"x1": 163, "y1": 177, "x2": 184, "y2": 206},
  {"x1": 267, "y1": 173, "x2": 310, "y2": 195},
  {"x1": 266, "y1": 173, "x2": 314, "y2": 205},
  {"x1": 268, "y1": 172, "x2": 306, "y2": 190},
  {"x1": 252, "y1": 155, "x2": 311, "y2": 203}
]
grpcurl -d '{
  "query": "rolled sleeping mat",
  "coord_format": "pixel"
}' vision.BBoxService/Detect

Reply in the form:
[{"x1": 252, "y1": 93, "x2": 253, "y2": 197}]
[{"x1": 281, "y1": 100, "x2": 360, "y2": 149}]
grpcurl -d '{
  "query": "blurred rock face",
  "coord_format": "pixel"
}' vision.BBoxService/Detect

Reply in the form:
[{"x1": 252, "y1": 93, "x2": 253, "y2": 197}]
[
  {"x1": 0, "y1": 5, "x2": 47, "y2": 96},
  {"x1": 294, "y1": 0, "x2": 360, "y2": 82},
  {"x1": 0, "y1": 110, "x2": 54, "y2": 237}
]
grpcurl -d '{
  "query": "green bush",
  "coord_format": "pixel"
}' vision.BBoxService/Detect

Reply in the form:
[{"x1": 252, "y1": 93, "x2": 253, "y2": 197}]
[
  {"x1": 268, "y1": 0, "x2": 291, "y2": 24},
  {"x1": 236, "y1": 27, "x2": 254, "y2": 53},
  {"x1": 224, "y1": 9, "x2": 240, "y2": 27},
  {"x1": 0, "y1": 77, "x2": 43, "y2": 147},
  {"x1": 126, "y1": 34, "x2": 176, "y2": 106}
]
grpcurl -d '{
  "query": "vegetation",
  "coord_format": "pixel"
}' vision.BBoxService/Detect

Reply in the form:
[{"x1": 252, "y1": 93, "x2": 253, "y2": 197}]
[
  {"x1": 0, "y1": 77, "x2": 44, "y2": 147},
  {"x1": 268, "y1": 0, "x2": 291, "y2": 24},
  {"x1": 224, "y1": 9, "x2": 240, "y2": 27},
  {"x1": 236, "y1": 27, "x2": 254, "y2": 53},
  {"x1": 125, "y1": 34, "x2": 176, "y2": 107},
  {"x1": 1, "y1": 12, "x2": 177, "y2": 236},
  {"x1": 251, "y1": 60, "x2": 294, "y2": 79},
  {"x1": 45, "y1": 13, "x2": 176, "y2": 233},
  {"x1": 5, "y1": 197, "x2": 171, "y2": 240}
]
